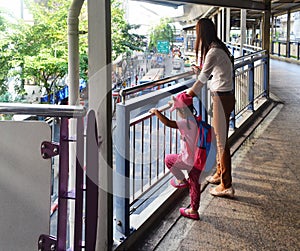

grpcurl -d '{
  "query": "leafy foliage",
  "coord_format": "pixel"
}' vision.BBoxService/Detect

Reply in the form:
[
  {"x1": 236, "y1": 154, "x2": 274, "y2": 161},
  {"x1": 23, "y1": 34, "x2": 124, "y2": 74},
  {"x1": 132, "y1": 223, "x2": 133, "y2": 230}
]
[
  {"x1": 111, "y1": 0, "x2": 146, "y2": 60},
  {"x1": 0, "y1": 11, "x2": 13, "y2": 97},
  {"x1": 0, "y1": 0, "x2": 145, "y2": 102},
  {"x1": 149, "y1": 18, "x2": 175, "y2": 51}
]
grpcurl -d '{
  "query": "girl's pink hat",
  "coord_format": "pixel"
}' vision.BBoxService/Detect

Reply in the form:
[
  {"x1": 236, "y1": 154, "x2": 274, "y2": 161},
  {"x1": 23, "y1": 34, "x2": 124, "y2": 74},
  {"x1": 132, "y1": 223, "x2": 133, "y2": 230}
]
[{"x1": 170, "y1": 92, "x2": 193, "y2": 112}]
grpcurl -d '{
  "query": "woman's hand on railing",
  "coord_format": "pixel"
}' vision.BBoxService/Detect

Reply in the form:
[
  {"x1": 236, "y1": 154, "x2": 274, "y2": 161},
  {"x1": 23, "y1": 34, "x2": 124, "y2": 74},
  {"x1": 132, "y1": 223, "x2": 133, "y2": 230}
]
[{"x1": 191, "y1": 64, "x2": 201, "y2": 75}]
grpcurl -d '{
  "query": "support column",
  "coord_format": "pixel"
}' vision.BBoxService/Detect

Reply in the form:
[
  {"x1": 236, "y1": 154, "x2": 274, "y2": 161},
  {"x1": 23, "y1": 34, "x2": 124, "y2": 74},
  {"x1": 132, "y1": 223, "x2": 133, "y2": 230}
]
[
  {"x1": 240, "y1": 9, "x2": 247, "y2": 56},
  {"x1": 226, "y1": 8, "x2": 231, "y2": 43},
  {"x1": 68, "y1": 1, "x2": 84, "y2": 248},
  {"x1": 262, "y1": 0, "x2": 271, "y2": 97},
  {"x1": 251, "y1": 24, "x2": 256, "y2": 45},
  {"x1": 287, "y1": 10, "x2": 291, "y2": 57},
  {"x1": 217, "y1": 10, "x2": 221, "y2": 39},
  {"x1": 271, "y1": 15, "x2": 274, "y2": 41},
  {"x1": 88, "y1": 0, "x2": 113, "y2": 250},
  {"x1": 270, "y1": 15, "x2": 275, "y2": 53},
  {"x1": 221, "y1": 7, "x2": 225, "y2": 41}
]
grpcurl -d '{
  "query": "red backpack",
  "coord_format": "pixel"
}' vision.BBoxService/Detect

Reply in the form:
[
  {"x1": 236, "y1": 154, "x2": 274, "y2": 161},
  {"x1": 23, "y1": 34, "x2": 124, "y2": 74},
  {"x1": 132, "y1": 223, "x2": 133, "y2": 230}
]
[{"x1": 193, "y1": 116, "x2": 217, "y2": 171}]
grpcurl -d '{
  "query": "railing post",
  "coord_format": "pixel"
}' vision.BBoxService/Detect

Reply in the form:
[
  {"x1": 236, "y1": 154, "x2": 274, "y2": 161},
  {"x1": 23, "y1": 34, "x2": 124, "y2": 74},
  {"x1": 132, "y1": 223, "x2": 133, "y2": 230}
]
[
  {"x1": 85, "y1": 110, "x2": 99, "y2": 250},
  {"x1": 248, "y1": 62, "x2": 255, "y2": 112},
  {"x1": 297, "y1": 42, "x2": 300, "y2": 60},
  {"x1": 201, "y1": 85, "x2": 208, "y2": 123},
  {"x1": 263, "y1": 57, "x2": 269, "y2": 98},
  {"x1": 287, "y1": 41, "x2": 291, "y2": 58},
  {"x1": 115, "y1": 103, "x2": 131, "y2": 238},
  {"x1": 57, "y1": 117, "x2": 69, "y2": 251},
  {"x1": 231, "y1": 66, "x2": 236, "y2": 130},
  {"x1": 74, "y1": 117, "x2": 84, "y2": 250}
]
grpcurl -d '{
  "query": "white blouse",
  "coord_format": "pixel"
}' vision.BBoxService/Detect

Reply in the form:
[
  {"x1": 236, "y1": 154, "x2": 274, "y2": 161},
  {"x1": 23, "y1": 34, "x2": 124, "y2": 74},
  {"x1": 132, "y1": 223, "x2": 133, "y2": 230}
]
[{"x1": 193, "y1": 46, "x2": 233, "y2": 94}]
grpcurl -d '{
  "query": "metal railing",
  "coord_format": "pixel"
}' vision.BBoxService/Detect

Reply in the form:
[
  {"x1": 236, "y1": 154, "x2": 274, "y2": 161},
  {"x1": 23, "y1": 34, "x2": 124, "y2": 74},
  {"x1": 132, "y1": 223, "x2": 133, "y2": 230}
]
[
  {"x1": 0, "y1": 103, "x2": 99, "y2": 251},
  {"x1": 271, "y1": 40, "x2": 300, "y2": 60},
  {"x1": 114, "y1": 50, "x2": 269, "y2": 239},
  {"x1": 233, "y1": 51, "x2": 268, "y2": 117}
]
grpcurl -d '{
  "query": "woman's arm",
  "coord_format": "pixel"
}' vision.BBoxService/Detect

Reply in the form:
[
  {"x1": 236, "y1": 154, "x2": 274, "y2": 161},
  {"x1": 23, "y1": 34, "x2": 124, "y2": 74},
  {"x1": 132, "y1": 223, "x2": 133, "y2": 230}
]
[
  {"x1": 187, "y1": 79, "x2": 204, "y2": 97},
  {"x1": 149, "y1": 108, "x2": 178, "y2": 129}
]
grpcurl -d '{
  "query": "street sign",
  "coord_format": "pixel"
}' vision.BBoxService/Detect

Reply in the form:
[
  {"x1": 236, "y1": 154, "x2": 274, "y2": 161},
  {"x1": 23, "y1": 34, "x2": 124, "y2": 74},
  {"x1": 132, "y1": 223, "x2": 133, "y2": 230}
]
[
  {"x1": 175, "y1": 36, "x2": 184, "y2": 42},
  {"x1": 157, "y1": 41, "x2": 169, "y2": 54},
  {"x1": 157, "y1": 56, "x2": 163, "y2": 63}
]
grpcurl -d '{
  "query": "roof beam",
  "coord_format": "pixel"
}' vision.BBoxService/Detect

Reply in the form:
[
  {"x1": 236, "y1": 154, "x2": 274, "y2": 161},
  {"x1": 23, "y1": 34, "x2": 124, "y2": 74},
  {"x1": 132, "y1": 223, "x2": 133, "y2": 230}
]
[
  {"x1": 140, "y1": 0, "x2": 267, "y2": 11},
  {"x1": 184, "y1": 0, "x2": 265, "y2": 10}
]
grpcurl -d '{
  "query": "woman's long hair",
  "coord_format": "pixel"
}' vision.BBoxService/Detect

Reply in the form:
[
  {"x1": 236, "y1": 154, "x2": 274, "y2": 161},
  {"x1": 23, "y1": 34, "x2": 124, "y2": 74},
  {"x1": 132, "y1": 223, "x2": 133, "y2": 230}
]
[{"x1": 195, "y1": 18, "x2": 231, "y2": 66}]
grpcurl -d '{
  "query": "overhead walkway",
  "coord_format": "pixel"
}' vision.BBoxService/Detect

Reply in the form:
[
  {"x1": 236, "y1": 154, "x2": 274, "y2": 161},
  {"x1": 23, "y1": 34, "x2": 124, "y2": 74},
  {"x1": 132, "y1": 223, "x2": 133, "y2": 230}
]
[{"x1": 128, "y1": 59, "x2": 300, "y2": 251}]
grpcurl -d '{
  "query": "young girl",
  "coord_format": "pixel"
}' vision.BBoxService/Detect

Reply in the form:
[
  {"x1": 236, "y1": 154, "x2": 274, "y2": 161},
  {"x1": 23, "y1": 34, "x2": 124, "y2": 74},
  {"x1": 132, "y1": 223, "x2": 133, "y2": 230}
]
[{"x1": 149, "y1": 92, "x2": 201, "y2": 220}]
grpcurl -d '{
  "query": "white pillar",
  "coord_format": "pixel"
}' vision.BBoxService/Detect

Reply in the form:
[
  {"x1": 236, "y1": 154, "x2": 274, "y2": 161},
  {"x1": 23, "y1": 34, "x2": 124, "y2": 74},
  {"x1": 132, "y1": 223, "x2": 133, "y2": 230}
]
[
  {"x1": 217, "y1": 10, "x2": 221, "y2": 38},
  {"x1": 240, "y1": 9, "x2": 247, "y2": 56},
  {"x1": 221, "y1": 8, "x2": 225, "y2": 41},
  {"x1": 88, "y1": 0, "x2": 113, "y2": 250},
  {"x1": 226, "y1": 8, "x2": 231, "y2": 43},
  {"x1": 68, "y1": 1, "x2": 84, "y2": 249},
  {"x1": 287, "y1": 10, "x2": 291, "y2": 56}
]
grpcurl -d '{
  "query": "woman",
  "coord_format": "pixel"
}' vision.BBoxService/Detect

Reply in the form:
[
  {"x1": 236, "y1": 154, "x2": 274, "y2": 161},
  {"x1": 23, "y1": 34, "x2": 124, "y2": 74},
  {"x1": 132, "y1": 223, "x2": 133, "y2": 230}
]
[{"x1": 187, "y1": 18, "x2": 235, "y2": 197}]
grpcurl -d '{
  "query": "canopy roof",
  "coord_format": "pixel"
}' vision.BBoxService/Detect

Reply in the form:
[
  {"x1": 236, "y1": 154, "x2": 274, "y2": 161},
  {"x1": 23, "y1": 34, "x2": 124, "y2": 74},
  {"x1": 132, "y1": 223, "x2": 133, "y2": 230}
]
[{"x1": 132, "y1": 0, "x2": 300, "y2": 15}]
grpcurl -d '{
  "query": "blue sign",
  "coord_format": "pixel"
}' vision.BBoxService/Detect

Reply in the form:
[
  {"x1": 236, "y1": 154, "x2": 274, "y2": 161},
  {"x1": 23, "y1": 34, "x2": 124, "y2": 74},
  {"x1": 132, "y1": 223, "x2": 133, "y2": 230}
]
[
  {"x1": 175, "y1": 36, "x2": 184, "y2": 42},
  {"x1": 157, "y1": 56, "x2": 163, "y2": 63}
]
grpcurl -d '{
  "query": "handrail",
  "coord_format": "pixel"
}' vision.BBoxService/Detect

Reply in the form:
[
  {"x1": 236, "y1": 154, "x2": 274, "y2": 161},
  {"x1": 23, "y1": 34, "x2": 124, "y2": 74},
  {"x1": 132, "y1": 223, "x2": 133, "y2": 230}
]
[
  {"x1": 119, "y1": 71, "x2": 194, "y2": 103},
  {"x1": 0, "y1": 103, "x2": 86, "y2": 118},
  {"x1": 234, "y1": 49, "x2": 266, "y2": 61},
  {"x1": 130, "y1": 103, "x2": 171, "y2": 126},
  {"x1": 234, "y1": 54, "x2": 268, "y2": 69},
  {"x1": 119, "y1": 49, "x2": 266, "y2": 104}
]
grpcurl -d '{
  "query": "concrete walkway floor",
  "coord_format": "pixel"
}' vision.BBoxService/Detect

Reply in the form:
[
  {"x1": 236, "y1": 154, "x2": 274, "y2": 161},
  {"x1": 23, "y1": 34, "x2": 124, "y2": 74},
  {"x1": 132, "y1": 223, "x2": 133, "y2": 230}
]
[{"x1": 133, "y1": 59, "x2": 300, "y2": 251}]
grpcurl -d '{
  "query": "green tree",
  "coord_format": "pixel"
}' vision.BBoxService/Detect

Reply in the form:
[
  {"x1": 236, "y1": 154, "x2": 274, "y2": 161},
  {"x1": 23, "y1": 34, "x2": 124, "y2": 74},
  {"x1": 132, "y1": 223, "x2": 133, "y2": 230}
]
[
  {"x1": 0, "y1": 11, "x2": 14, "y2": 99},
  {"x1": 17, "y1": 0, "x2": 71, "y2": 100},
  {"x1": 111, "y1": 0, "x2": 145, "y2": 60},
  {"x1": 148, "y1": 18, "x2": 175, "y2": 52},
  {"x1": 3, "y1": 0, "x2": 88, "y2": 102},
  {"x1": 1, "y1": 0, "x2": 144, "y2": 103}
]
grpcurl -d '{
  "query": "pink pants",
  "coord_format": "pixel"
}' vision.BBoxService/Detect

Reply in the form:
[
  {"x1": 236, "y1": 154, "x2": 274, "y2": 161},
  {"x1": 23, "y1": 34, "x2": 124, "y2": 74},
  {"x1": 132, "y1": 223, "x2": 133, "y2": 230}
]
[{"x1": 165, "y1": 154, "x2": 201, "y2": 211}]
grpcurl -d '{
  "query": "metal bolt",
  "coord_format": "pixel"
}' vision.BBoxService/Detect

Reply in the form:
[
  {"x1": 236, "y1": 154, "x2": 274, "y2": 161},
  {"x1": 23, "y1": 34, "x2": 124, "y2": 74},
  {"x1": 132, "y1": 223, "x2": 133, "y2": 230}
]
[
  {"x1": 53, "y1": 147, "x2": 58, "y2": 153},
  {"x1": 38, "y1": 238, "x2": 43, "y2": 245},
  {"x1": 116, "y1": 220, "x2": 122, "y2": 226},
  {"x1": 41, "y1": 144, "x2": 45, "y2": 149},
  {"x1": 50, "y1": 244, "x2": 56, "y2": 250},
  {"x1": 42, "y1": 153, "x2": 47, "y2": 158}
]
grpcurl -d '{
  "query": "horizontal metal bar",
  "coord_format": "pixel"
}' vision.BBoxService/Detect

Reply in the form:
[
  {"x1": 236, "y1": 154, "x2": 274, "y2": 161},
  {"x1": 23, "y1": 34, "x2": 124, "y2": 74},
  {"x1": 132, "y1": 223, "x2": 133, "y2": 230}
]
[
  {"x1": 0, "y1": 103, "x2": 86, "y2": 118},
  {"x1": 120, "y1": 71, "x2": 194, "y2": 98},
  {"x1": 130, "y1": 103, "x2": 171, "y2": 126},
  {"x1": 234, "y1": 55, "x2": 267, "y2": 69},
  {"x1": 234, "y1": 50, "x2": 266, "y2": 61}
]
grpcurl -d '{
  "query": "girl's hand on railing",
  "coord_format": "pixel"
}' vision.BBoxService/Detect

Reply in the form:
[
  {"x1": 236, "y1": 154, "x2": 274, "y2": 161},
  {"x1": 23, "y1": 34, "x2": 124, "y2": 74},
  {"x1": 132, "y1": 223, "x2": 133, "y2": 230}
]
[{"x1": 149, "y1": 108, "x2": 158, "y2": 114}]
